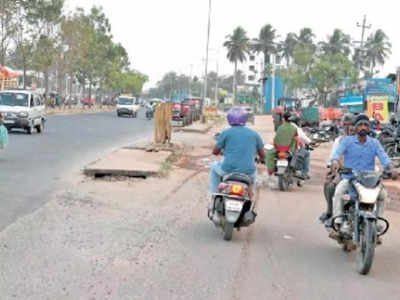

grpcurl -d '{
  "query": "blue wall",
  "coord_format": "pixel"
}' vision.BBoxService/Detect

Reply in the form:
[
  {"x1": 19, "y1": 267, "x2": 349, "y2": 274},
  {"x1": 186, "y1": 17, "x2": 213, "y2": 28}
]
[{"x1": 264, "y1": 77, "x2": 284, "y2": 114}]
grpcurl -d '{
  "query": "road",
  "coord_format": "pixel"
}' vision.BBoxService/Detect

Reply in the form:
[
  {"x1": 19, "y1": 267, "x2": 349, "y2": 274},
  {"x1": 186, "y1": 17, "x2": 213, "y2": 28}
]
[
  {"x1": 1, "y1": 116, "x2": 400, "y2": 299},
  {"x1": 0, "y1": 109, "x2": 153, "y2": 231}
]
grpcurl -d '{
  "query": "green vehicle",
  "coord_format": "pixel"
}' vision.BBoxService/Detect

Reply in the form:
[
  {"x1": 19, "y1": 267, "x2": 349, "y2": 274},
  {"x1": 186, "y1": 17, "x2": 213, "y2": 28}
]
[{"x1": 300, "y1": 106, "x2": 319, "y2": 127}]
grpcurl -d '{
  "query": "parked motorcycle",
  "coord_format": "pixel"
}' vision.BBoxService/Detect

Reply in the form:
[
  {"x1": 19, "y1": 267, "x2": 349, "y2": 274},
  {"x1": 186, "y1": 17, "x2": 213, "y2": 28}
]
[
  {"x1": 209, "y1": 173, "x2": 257, "y2": 241},
  {"x1": 328, "y1": 168, "x2": 390, "y2": 275},
  {"x1": 310, "y1": 127, "x2": 331, "y2": 145}
]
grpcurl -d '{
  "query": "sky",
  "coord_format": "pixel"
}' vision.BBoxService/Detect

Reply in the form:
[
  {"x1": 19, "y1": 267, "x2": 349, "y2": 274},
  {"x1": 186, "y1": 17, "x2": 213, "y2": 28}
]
[{"x1": 65, "y1": 0, "x2": 399, "y2": 89}]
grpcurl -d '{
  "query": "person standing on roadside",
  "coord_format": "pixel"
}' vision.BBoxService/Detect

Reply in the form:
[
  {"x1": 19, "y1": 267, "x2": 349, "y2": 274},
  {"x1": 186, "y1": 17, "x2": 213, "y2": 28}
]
[{"x1": 0, "y1": 113, "x2": 9, "y2": 151}]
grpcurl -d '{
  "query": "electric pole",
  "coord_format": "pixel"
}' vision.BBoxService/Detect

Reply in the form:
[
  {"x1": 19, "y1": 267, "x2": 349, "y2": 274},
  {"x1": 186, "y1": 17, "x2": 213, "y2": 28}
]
[
  {"x1": 356, "y1": 15, "x2": 371, "y2": 74},
  {"x1": 202, "y1": 0, "x2": 212, "y2": 121}
]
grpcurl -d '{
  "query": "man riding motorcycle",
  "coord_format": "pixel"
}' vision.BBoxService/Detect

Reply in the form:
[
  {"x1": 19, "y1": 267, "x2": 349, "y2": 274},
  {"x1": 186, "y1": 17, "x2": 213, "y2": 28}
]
[
  {"x1": 329, "y1": 114, "x2": 397, "y2": 237},
  {"x1": 208, "y1": 106, "x2": 265, "y2": 216},
  {"x1": 320, "y1": 113, "x2": 355, "y2": 223}
]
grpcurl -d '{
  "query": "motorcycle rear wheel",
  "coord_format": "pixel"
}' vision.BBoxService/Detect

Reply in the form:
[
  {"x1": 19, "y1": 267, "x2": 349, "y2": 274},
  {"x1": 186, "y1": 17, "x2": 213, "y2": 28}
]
[
  {"x1": 357, "y1": 220, "x2": 377, "y2": 275},
  {"x1": 278, "y1": 175, "x2": 289, "y2": 191},
  {"x1": 223, "y1": 222, "x2": 234, "y2": 241}
]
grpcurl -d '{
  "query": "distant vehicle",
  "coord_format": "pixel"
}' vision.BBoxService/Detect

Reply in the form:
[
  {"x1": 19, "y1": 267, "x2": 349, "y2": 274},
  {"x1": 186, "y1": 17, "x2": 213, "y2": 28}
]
[
  {"x1": 116, "y1": 95, "x2": 139, "y2": 118},
  {"x1": 0, "y1": 89, "x2": 46, "y2": 134},
  {"x1": 172, "y1": 102, "x2": 192, "y2": 126},
  {"x1": 82, "y1": 97, "x2": 95, "y2": 106},
  {"x1": 241, "y1": 105, "x2": 255, "y2": 125}
]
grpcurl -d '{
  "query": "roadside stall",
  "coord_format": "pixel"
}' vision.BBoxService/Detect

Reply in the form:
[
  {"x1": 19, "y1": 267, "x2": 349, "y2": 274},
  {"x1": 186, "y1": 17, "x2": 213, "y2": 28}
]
[{"x1": 0, "y1": 66, "x2": 19, "y2": 90}]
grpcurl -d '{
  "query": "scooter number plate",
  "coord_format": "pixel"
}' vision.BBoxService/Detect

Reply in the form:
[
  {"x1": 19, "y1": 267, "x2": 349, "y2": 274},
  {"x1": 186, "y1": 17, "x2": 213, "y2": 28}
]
[
  {"x1": 225, "y1": 200, "x2": 243, "y2": 212},
  {"x1": 277, "y1": 160, "x2": 288, "y2": 167}
]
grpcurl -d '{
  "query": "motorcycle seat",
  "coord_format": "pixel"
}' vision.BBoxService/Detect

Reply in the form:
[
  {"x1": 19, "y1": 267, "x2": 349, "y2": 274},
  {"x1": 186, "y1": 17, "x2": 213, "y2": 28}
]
[{"x1": 223, "y1": 173, "x2": 253, "y2": 185}]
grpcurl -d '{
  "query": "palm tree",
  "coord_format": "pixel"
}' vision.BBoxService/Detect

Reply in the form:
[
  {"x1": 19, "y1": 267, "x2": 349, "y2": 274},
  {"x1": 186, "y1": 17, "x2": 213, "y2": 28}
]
[
  {"x1": 279, "y1": 32, "x2": 298, "y2": 66},
  {"x1": 364, "y1": 29, "x2": 392, "y2": 75},
  {"x1": 223, "y1": 26, "x2": 249, "y2": 103},
  {"x1": 319, "y1": 29, "x2": 351, "y2": 56},
  {"x1": 251, "y1": 24, "x2": 277, "y2": 66},
  {"x1": 298, "y1": 27, "x2": 316, "y2": 52}
]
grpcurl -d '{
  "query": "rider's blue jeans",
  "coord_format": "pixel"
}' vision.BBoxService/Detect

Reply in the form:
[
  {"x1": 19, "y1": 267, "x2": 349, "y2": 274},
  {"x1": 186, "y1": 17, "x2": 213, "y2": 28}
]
[{"x1": 209, "y1": 160, "x2": 256, "y2": 193}]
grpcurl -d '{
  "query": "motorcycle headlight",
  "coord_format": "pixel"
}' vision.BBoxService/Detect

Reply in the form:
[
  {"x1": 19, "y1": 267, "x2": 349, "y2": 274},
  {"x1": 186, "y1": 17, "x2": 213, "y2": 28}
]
[
  {"x1": 354, "y1": 182, "x2": 382, "y2": 204},
  {"x1": 18, "y1": 112, "x2": 29, "y2": 118}
]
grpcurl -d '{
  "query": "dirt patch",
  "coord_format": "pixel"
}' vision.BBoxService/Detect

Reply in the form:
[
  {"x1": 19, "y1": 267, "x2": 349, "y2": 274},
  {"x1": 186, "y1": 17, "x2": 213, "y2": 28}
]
[{"x1": 385, "y1": 185, "x2": 400, "y2": 212}]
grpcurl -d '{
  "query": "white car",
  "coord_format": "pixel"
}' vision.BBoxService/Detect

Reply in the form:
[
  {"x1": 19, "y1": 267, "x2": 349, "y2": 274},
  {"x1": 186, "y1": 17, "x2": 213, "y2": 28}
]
[
  {"x1": 116, "y1": 95, "x2": 140, "y2": 118},
  {"x1": 0, "y1": 89, "x2": 46, "y2": 134}
]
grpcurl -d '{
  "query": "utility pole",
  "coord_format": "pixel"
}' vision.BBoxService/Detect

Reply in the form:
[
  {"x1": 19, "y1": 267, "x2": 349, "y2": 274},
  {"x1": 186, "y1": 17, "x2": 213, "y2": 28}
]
[
  {"x1": 356, "y1": 15, "x2": 371, "y2": 74},
  {"x1": 189, "y1": 64, "x2": 193, "y2": 97},
  {"x1": 202, "y1": 0, "x2": 212, "y2": 121},
  {"x1": 271, "y1": 54, "x2": 276, "y2": 112},
  {"x1": 215, "y1": 60, "x2": 219, "y2": 104}
]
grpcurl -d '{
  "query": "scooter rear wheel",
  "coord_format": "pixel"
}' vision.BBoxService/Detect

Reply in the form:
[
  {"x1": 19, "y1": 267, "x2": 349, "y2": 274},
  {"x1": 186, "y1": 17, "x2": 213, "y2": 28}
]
[{"x1": 223, "y1": 222, "x2": 234, "y2": 241}]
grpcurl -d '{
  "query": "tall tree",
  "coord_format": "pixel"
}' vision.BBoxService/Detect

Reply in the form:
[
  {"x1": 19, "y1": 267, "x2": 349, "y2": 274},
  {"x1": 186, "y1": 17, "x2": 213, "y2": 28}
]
[
  {"x1": 0, "y1": 0, "x2": 17, "y2": 65},
  {"x1": 223, "y1": 26, "x2": 249, "y2": 103},
  {"x1": 251, "y1": 24, "x2": 277, "y2": 66},
  {"x1": 23, "y1": 0, "x2": 65, "y2": 94},
  {"x1": 364, "y1": 29, "x2": 392, "y2": 76},
  {"x1": 279, "y1": 32, "x2": 298, "y2": 66},
  {"x1": 298, "y1": 27, "x2": 316, "y2": 52},
  {"x1": 319, "y1": 29, "x2": 351, "y2": 57}
]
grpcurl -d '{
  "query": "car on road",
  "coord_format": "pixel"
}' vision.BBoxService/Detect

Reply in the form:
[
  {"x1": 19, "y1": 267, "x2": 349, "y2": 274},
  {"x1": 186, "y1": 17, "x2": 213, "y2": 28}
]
[
  {"x1": 0, "y1": 89, "x2": 46, "y2": 134},
  {"x1": 116, "y1": 95, "x2": 139, "y2": 118}
]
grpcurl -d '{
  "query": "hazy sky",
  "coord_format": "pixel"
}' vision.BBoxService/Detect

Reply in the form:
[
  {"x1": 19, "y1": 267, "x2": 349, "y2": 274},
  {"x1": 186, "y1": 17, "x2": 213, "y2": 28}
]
[{"x1": 66, "y1": 0, "x2": 399, "y2": 89}]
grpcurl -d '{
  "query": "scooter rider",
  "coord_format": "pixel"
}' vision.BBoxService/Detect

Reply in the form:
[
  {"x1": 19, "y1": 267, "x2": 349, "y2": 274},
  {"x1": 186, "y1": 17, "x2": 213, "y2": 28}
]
[
  {"x1": 329, "y1": 114, "x2": 397, "y2": 235},
  {"x1": 208, "y1": 106, "x2": 265, "y2": 216}
]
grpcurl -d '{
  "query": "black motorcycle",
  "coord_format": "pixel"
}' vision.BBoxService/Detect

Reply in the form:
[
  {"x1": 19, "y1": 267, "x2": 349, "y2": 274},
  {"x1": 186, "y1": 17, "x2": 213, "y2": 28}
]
[{"x1": 328, "y1": 168, "x2": 390, "y2": 275}]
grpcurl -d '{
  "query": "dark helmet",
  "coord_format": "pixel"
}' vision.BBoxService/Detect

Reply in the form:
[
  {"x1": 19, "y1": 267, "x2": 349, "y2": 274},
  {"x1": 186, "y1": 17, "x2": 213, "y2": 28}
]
[
  {"x1": 283, "y1": 112, "x2": 291, "y2": 121},
  {"x1": 353, "y1": 113, "x2": 370, "y2": 127},
  {"x1": 227, "y1": 106, "x2": 247, "y2": 126},
  {"x1": 390, "y1": 114, "x2": 398, "y2": 125}
]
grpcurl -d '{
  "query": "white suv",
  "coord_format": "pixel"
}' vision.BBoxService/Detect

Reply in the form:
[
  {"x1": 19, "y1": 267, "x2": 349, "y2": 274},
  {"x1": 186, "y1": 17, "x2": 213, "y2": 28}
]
[
  {"x1": 116, "y1": 95, "x2": 140, "y2": 118},
  {"x1": 0, "y1": 89, "x2": 46, "y2": 134}
]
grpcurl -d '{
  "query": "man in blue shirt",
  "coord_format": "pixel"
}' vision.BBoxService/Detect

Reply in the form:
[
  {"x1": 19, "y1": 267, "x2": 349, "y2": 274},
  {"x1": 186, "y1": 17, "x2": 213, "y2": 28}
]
[
  {"x1": 330, "y1": 114, "x2": 396, "y2": 233},
  {"x1": 210, "y1": 107, "x2": 265, "y2": 191},
  {"x1": 208, "y1": 107, "x2": 265, "y2": 217}
]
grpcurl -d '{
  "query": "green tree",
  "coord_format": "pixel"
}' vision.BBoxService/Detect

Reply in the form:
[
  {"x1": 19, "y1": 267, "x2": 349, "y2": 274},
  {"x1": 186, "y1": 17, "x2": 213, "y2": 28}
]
[
  {"x1": 279, "y1": 32, "x2": 298, "y2": 66},
  {"x1": 298, "y1": 27, "x2": 316, "y2": 52},
  {"x1": 223, "y1": 26, "x2": 249, "y2": 103},
  {"x1": 319, "y1": 29, "x2": 351, "y2": 57},
  {"x1": 0, "y1": 0, "x2": 18, "y2": 65},
  {"x1": 23, "y1": 0, "x2": 65, "y2": 94},
  {"x1": 251, "y1": 24, "x2": 277, "y2": 65},
  {"x1": 310, "y1": 54, "x2": 358, "y2": 105},
  {"x1": 364, "y1": 29, "x2": 392, "y2": 76}
]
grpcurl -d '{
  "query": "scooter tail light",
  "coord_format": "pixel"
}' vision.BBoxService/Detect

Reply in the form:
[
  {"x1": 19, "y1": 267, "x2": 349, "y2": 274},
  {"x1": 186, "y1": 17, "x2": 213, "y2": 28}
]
[
  {"x1": 278, "y1": 152, "x2": 288, "y2": 159},
  {"x1": 229, "y1": 184, "x2": 245, "y2": 196}
]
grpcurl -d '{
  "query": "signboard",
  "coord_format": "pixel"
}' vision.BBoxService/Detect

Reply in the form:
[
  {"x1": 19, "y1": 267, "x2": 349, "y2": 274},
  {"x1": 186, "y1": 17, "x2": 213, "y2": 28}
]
[
  {"x1": 367, "y1": 95, "x2": 389, "y2": 123},
  {"x1": 397, "y1": 67, "x2": 400, "y2": 96}
]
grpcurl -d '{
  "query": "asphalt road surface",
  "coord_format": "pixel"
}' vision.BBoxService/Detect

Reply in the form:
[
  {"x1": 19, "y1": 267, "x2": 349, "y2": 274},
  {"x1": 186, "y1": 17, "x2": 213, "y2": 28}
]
[{"x1": 0, "y1": 109, "x2": 153, "y2": 231}]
